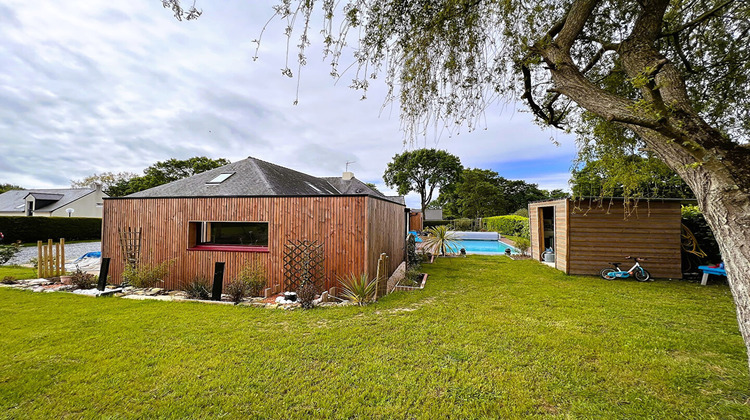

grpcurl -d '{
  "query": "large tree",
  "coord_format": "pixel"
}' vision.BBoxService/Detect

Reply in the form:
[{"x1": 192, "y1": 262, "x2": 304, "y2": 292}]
[
  {"x1": 105, "y1": 157, "x2": 230, "y2": 197},
  {"x1": 383, "y1": 149, "x2": 463, "y2": 212},
  {"x1": 164, "y1": 1, "x2": 750, "y2": 367}
]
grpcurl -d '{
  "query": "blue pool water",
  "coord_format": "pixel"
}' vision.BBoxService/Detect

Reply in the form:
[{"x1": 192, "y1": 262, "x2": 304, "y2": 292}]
[{"x1": 455, "y1": 240, "x2": 518, "y2": 254}]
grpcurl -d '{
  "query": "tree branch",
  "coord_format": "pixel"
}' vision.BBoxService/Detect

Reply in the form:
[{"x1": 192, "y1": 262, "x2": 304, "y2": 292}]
[
  {"x1": 521, "y1": 64, "x2": 565, "y2": 128},
  {"x1": 661, "y1": 0, "x2": 735, "y2": 38},
  {"x1": 554, "y1": 0, "x2": 600, "y2": 50}
]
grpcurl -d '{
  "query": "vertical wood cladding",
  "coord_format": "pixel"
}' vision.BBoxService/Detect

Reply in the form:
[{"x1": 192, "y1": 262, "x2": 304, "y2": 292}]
[
  {"x1": 529, "y1": 198, "x2": 682, "y2": 279},
  {"x1": 102, "y1": 196, "x2": 405, "y2": 291}
]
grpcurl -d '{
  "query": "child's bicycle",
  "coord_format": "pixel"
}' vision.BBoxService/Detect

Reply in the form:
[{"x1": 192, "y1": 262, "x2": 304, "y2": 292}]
[{"x1": 600, "y1": 256, "x2": 651, "y2": 281}]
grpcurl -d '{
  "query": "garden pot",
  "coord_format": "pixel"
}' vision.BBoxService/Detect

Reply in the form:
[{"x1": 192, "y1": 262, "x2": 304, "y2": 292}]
[{"x1": 60, "y1": 275, "x2": 73, "y2": 285}]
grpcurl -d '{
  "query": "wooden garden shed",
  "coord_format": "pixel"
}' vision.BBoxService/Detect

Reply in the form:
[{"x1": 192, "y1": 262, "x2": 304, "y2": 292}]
[
  {"x1": 528, "y1": 197, "x2": 683, "y2": 279},
  {"x1": 101, "y1": 157, "x2": 406, "y2": 292}
]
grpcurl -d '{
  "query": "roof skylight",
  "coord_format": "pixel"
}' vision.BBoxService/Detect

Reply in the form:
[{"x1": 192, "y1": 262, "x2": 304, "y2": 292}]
[{"x1": 207, "y1": 173, "x2": 235, "y2": 184}]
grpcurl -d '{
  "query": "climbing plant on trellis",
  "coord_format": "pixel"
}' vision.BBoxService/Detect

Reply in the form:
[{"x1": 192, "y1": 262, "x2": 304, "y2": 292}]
[
  {"x1": 118, "y1": 227, "x2": 142, "y2": 268},
  {"x1": 283, "y1": 239, "x2": 325, "y2": 292}
]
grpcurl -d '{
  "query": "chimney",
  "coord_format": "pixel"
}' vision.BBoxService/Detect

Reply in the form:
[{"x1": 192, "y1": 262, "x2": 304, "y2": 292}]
[
  {"x1": 342, "y1": 171, "x2": 354, "y2": 181},
  {"x1": 90, "y1": 182, "x2": 102, "y2": 192}
]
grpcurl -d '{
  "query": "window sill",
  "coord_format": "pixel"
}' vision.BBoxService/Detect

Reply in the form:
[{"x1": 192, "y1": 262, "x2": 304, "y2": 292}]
[{"x1": 188, "y1": 245, "x2": 269, "y2": 253}]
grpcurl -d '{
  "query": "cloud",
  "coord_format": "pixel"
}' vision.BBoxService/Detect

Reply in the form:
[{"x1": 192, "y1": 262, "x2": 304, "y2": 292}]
[{"x1": 0, "y1": 0, "x2": 579, "y2": 196}]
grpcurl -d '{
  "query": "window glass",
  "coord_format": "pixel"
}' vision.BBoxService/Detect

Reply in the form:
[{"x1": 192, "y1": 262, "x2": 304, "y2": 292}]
[{"x1": 198, "y1": 222, "x2": 268, "y2": 247}]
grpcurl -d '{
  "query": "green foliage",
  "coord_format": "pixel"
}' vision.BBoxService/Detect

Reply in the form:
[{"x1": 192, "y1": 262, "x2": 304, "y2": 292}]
[
  {"x1": 337, "y1": 273, "x2": 377, "y2": 305},
  {"x1": 0, "y1": 241, "x2": 21, "y2": 265},
  {"x1": 0, "y1": 183, "x2": 22, "y2": 194},
  {"x1": 422, "y1": 225, "x2": 460, "y2": 256},
  {"x1": 514, "y1": 238, "x2": 531, "y2": 256},
  {"x1": 70, "y1": 268, "x2": 96, "y2": 290},
  {"x1": 450, "y1": 218, "x2": 473, "y2": 231},
  {"x1": 1, "y1": 276, "x2": 17, "y2": 285},
  {"x1": 438, "y1": 168, "x2": 558, "y2": 218},
  {"x1": 235, "y1": 265, "x2": 267, "y2": 297},
  {"x1": 571, "y1": 151, "x2": 694, "y2": 199},
  {"x1": 682, "y1": 205, "x2": 721, "y2": 263},
  {"x1": 181, "y1": 276, "x2": 211, "y2": 300},
  {"x1": 0, "y1": 217, "x2": 101, "y2": 243},
  {"x1": 401, "y1": 267, "x2": 424, "y2": 287},
  {"x1": 383, "y1": 149, "x2": 462, "y2": 211},
  {"x1": 122, "y1": 260, "x2": 173, "y2": 288},
  {"x1": 423, "y1": 220, "x2": 451, "y2": 228},
  {"x1": 406, "y1": 234, "x2": 420, "y2": 270},
  {"x1": 484, "y1": 215, "x2": 530, "y2": 238},
  {"x1": 106, "y1": 157, "x2": 231, "y2": 197},
  {"x1": 70, "y1": 171, "x2": 138, "y2": 195},
  {"x1": 513, "y1": 208, "x2": 529, "y2": 218}
]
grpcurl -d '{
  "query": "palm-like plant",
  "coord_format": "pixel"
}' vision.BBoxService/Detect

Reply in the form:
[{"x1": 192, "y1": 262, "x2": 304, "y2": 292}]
[
  {"x1": 422, "y1": 225, "x2": 460, "y2": 256},
  {"x1": 338, "y1": 273, "x2": 377, "y2": 305}
]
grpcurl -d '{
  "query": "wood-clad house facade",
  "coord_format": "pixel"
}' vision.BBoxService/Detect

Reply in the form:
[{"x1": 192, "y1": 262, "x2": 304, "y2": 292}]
[
  {"x1": 529, "y1": 198, "x2": 683, "y2": 279},
  {"x1": 101, "y1": 158, "x2": 406, "y2": 292}
]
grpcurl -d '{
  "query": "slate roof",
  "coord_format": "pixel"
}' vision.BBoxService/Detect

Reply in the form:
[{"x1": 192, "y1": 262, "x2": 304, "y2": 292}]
[
  {"x1": 0, "y1": 188, "x2": 97, "y2": 213},
  {"x1": 126, "y1": 157, "x2": 404, "y2": 205}
]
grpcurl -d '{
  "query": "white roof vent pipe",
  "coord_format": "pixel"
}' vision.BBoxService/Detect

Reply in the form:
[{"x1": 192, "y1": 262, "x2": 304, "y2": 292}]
[{"x1": 342, "y1": 171, "x2": 354, "y2": 181}]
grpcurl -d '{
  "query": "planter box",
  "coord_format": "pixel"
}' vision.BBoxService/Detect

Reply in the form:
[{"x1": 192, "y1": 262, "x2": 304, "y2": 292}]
[{"x1": 394, "y1": 273, "x2": 428, "y2": 292}]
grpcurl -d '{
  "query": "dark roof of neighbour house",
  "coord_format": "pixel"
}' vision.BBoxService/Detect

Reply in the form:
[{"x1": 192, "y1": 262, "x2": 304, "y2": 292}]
[
  {"x1": 0, "y1": 188, "x2": 98, "y2": 213},
  {"x1": 126, "y1": 156, "x2": 405, "y2": 205}
]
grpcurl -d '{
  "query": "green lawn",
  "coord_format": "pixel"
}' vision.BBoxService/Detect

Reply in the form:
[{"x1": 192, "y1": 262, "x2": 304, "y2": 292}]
[
  {"x1": 0, "y1": 265, "x2": 38, "y2": 281},
  {"x1": 1, "y1": 256, "x2": 748, "y2": 419}
]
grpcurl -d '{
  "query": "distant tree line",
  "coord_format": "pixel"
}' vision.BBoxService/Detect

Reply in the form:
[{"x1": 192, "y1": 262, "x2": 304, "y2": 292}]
[{"x1": 71, "y1": 157, "x2": 230, "y2": 197}]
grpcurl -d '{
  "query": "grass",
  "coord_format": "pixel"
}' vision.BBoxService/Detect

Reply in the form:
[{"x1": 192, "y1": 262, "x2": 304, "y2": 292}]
[
  {"x1": 1, "y1": 256, "x2": 748, "y2": 418},
  {"x1": 0, "y1": 265, "x2": 38, "y2": 280}
]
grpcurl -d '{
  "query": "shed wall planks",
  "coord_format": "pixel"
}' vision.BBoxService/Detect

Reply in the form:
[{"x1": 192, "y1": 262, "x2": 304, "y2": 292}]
[{"x1": 102, "y1": 196, "x2": 405, "y2": 291}]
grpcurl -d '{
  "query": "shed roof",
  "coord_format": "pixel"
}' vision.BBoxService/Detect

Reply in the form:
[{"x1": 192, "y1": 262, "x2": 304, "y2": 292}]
[
  {"x1": 0, "y1": 188, "x2": 97, "y2": 213},
  {"x1": 126, "y1": 156, "x2": 404, "y2": 205}
]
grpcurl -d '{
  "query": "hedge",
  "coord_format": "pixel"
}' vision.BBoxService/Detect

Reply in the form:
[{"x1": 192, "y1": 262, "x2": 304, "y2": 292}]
[
  {"x1": 0, "y1": 217, "x2": 102, "y2": 243},
  {"x1": 423, "y1": 220, "x2": 452, "y2": 228},
  {"x1": 484, "y1": 215, "x2": 530, "y2": 238}
]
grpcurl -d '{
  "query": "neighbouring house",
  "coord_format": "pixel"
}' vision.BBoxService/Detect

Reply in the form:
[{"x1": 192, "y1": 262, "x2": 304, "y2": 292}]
[
  {"x1": 423, "y1": 208, "x2": 443, "y2": 221},
  {"x1": 101, "y1": 157, "x2": 407, "y2": 292},
  {"x1": 0, "y1": 184, "x2": 107, "y2": 218},
  {"x1": 528, "y1": 197, "x2": 683, "y2": 279}
]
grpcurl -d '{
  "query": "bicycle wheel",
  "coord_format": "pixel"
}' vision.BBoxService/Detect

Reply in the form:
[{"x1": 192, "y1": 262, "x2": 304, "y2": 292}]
[
  {"x1": 635, "y1": 268, "x2": 651, "y2": 282},
  {"x1": 600, "y1": 268, "x2": 616, "y2": 280}
]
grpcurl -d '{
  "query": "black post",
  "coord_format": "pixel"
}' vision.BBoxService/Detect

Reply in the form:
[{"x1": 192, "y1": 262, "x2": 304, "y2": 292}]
[
  {"x1": 97, "y1": 258, "x2": 110, "y2": 291},
  {"x1": 212, "y1": 262, "x2": 225, "y2": 301}
]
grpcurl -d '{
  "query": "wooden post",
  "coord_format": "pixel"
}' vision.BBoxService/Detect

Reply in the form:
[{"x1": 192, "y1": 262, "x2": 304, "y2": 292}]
[
  {"x1": 60, "y1": 238, "x2": 65, "y2": 275},
  {"x1": 55, "y1": 242, "x2": 60, "y2": 276},
  {"x1": 37, "y1": 241, "x2": 43, "y2": 278},
  {"x1": 47, "y1": 239, "x2": 53, "y2": 278}
]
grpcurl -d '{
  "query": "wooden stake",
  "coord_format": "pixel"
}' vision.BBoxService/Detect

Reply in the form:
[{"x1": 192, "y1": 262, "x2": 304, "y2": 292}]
[
  {"x1": 60, "y1": 238, "x2": 65, "y2": 275},
  {"x1": 37, "y1": 241, "x2": 42, "y2": 278}
]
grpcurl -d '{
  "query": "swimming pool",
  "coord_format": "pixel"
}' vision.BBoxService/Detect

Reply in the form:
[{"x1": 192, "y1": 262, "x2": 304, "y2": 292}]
[{"x1": 455, "y1": 239, "x2": 518, "y2": 255}]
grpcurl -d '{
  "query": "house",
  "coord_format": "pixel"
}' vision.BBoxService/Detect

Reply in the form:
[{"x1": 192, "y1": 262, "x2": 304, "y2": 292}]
[
  {"x1": 0, "y1": 184, "x2": 107, "y2": 218},
  {"x1": 423, "y1": 208, "x2": 443, "y2": 221},
  {"x1": 101, "y1": 157, "x2": 406, "y2": 292},
  {"x1": 528, "y1": 197, "x2": 683, "y2": 279}
]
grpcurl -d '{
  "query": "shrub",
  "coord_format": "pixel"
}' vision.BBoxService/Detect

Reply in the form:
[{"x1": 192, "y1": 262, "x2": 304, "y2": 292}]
[
  {"x1": 423, "y1": 220, "x2": 452, "y2": 228},
  {"x1": 338, "y1": 273, "x2": 377, "y2": 305},
  {"x1": 0, "y1": 241, "x2": 21, "y2": 265},
  {"x1": 422, "y1": 225, "x2": 460, "y2": 256},
  {"x1": 1, "y1": 276, "x2": 17, "y2": 285},
  {"x1": 401, "y1": 267, "x2": 424, "y2": 287},
  {"x1": 484, "y1": 215, "x2": 530, "y2": 238},
  {"x1": 515, "y1": 238, "x2": 530, "y2": 256},
  {"x1": 234, "y1": 265, "x2": 267, "y2": 297},
  {"x1": 406, "y1": 234, "x2": 420, "y2": 270},
  {"x1": 451, "y1": 218, "x2": 473, "y2": 231},
  {"x1": 513, "y1": 208, "x2": 529, "y2": 218},
  {"x1": 122, "y1": 260, "x2": 173, "y2": 288},
  {"x1": 296, "y1": 282, "x2": 317, "y2": 309},
  {"x1": 70, "y1": 268, "x2": 96, "y2": 289},
  {"x1": 0, "y1": 217, "x2": 101, "y2": 243},
  {"x1": 225, "y1": 279, "x2": 249, "y2": 303},
  {"x1": 182, "y1": 276, "x2": 211, "y2": 299}
]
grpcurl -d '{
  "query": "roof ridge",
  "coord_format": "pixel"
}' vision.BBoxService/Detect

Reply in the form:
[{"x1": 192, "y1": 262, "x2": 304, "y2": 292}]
[{"x1": 247, "y1": 157, "x2": 275, "y2": 193}]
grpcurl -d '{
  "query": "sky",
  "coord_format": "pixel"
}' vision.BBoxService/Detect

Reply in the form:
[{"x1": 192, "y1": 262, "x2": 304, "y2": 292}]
[{"x1": 0, "y1": 0, "x2": 579, "y2": 208}]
